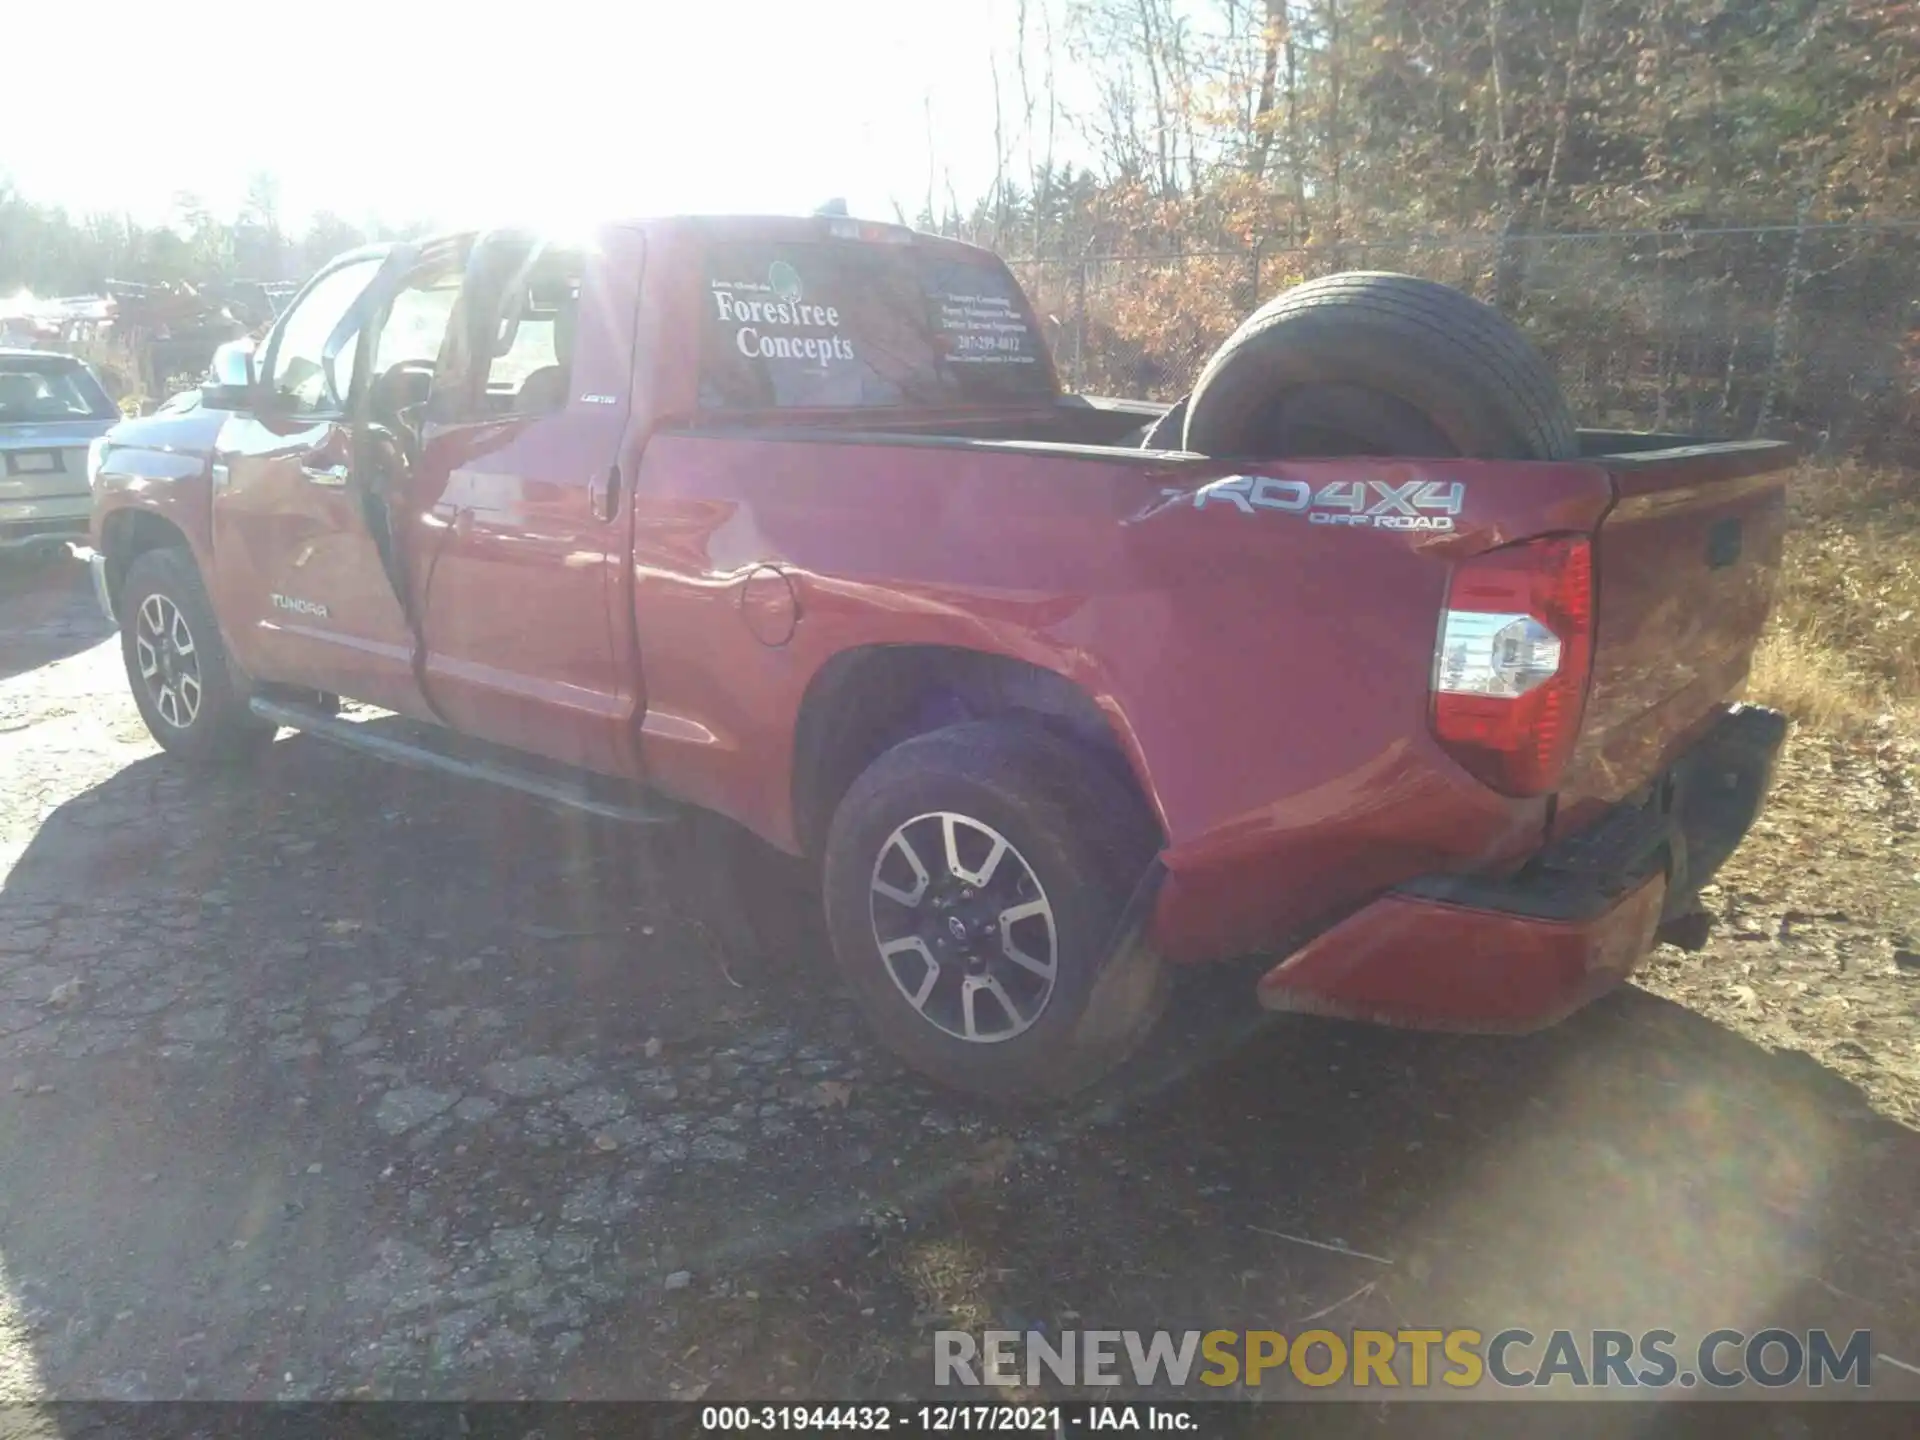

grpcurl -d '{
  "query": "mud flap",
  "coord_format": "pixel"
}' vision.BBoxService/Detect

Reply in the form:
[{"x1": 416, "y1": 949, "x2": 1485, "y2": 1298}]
[
  {"x1": 1069, "y1": 857, "x2": 1171, "y2": 1056},
  {"x1": 681, "y1": 809, "x2": 821, "y2": 971}
]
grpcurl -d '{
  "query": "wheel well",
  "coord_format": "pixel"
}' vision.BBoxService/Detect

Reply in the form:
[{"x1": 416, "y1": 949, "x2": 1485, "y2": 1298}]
[
  {"x1": 101, "y1": 510, "x2": 191, "y2": 617},
  {"x1": 790, "y1": 645, "x2": 1158, "y2": 858}
]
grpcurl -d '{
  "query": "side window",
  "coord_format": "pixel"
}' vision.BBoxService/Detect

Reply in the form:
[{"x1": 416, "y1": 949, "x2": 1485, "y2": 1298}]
[
  {"x1": 266, "y1": 258, "x2": 383, "y2": 416},
  {"x1": 482, "y1": 252, "x2": 583, "y2": 416},
  {"x1": 365, "y1": 277, "x2": 460, "y2": 425},
  {"x1": 374, "y1": 281, "x2": 459, "y2": 372}
]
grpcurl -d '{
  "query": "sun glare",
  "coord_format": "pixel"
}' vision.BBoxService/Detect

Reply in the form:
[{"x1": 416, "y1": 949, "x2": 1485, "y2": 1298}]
[{"x1": 6, "y1": 0, "x2": 1013, "y2": 234}]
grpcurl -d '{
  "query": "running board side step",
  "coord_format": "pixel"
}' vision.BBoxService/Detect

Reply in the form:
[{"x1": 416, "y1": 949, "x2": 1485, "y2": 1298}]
[{"x1": 248, "y1": 698, "x2": 678, "y2": 826}]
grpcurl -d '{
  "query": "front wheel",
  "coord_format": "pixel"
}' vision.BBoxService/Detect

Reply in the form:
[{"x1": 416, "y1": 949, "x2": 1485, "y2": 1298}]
[
  {"x1": 119, "y1": 547, "x2": 273, "y2": 767},
  {"x1": 823, "y1": 720, "x2": 1167, "y2": 1102}
]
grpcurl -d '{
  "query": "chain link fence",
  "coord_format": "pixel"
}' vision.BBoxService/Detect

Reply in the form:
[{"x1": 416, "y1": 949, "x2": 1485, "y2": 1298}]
[{"x1": 1007, "y1": 223, "x2": 1920, "y2": 454}]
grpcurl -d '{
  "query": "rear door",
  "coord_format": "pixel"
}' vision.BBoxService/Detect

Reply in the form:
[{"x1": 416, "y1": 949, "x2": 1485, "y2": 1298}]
[
  {"x1": 210, "y1": 253, "x2": 433, "y2": 716},
  {"x1": 403, "y1": 230, "x2": 645, "y2": 775}
]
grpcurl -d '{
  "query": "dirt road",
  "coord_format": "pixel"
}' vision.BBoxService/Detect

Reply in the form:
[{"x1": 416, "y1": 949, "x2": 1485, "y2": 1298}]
[{"x1": 3, "y1": 555, "x2": 1919, "y2": 1419}]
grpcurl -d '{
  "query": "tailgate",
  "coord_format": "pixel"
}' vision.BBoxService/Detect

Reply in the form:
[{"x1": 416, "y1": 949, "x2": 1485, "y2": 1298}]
[{"x1": 1554, "y1": 439, "x2": 1792, "y2": 832}]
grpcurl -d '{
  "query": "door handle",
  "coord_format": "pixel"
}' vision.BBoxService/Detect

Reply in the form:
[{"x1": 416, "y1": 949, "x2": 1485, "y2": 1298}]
[
  {"x1": 300, "y1": 462, "x2": 349, "y2": 487},
  {"x1": 590, "y1": 464, "x2": 621, "y2": 522}
]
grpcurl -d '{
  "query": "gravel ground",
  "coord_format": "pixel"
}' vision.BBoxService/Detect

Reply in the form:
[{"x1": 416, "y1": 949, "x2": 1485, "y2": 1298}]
[{"x1": 3, "y1": 554, "x2": 1919, "y2": 1416}]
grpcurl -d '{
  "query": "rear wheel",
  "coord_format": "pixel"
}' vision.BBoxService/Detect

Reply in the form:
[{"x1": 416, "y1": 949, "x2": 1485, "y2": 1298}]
[
  {"x1": 120, "y1": 547, "x2": 273, "y2": 767},
  {"x1": 823, "y1": 720, "x2": 1166, "y2": 1102}
]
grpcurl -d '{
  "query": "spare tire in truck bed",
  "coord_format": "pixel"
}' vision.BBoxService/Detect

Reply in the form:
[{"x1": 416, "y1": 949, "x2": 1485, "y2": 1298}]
[{"x1": 1179, "y1": 271, "x2": 1579, "y2": 462}]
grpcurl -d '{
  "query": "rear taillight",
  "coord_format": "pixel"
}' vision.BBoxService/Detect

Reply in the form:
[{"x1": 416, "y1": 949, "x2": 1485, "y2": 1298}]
[{"x1": 1432, "y1": 535, "x2": 1594, "y2": 797}]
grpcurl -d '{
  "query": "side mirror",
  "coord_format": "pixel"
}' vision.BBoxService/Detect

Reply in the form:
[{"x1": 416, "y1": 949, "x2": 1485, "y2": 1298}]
[{"x1": 201, "y1": 339, "x2": 258, "y2": 410}]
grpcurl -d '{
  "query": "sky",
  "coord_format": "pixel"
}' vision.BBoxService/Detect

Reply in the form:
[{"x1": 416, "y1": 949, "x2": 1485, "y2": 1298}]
[{"x1": 5, "y1": 0, "x2": 1055, "y2": 234}]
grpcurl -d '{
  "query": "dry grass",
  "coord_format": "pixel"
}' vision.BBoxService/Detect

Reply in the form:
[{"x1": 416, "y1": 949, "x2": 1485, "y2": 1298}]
[
  {"x1": 1744, "y1": 462, "x2": 1920, "y2": 739},
  {"x1": 891, "y1": 1237, "x2": 993, "y2": 1332}
]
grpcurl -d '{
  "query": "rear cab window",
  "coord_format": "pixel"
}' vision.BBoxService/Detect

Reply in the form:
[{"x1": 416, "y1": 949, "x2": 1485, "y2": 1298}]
[{"x1": 697, "y1": 237, "x2": 1055, "y2": 414}]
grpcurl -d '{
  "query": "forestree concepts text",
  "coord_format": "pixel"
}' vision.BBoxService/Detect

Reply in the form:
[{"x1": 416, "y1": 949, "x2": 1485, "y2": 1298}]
[{"x1": 711, "y1": 288, "x2": 855, "y2": 362}]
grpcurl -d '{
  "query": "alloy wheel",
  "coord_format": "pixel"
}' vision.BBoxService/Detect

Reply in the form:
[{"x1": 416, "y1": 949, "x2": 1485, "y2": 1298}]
[
  {"x1": 868, "y1": 811, "x2": 1058, "y2": 1043},
  {"x1": 134, "y1": 592, "x2": 203, "y2": 730}
]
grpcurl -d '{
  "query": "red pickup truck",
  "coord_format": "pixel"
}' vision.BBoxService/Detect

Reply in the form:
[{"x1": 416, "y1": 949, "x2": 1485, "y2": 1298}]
[{"x1": 85, "y1": 216, "x2": 1791, "y2": 1100}]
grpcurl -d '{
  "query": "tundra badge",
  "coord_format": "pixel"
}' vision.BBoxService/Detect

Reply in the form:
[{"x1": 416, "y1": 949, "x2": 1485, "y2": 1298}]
[{"x1": 270, "y1": 594, "x2": 331, "y2": 619}]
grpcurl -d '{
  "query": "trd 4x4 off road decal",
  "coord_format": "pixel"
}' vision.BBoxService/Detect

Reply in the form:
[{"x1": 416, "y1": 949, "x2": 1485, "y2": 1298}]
[{"x1": 1163, "y1": 475, "x2": 1466, "y2": 532}]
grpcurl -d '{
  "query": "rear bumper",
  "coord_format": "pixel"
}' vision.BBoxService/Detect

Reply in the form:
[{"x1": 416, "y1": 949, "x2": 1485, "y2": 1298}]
[{"x1": 1257, "y1": 704, "x2": 1788, "y2": 1031}]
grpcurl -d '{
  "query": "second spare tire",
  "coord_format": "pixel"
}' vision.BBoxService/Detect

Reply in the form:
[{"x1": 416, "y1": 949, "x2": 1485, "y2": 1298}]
[{"x1": 1181, "y1": 271, "x2": 1579, "y2": 462}]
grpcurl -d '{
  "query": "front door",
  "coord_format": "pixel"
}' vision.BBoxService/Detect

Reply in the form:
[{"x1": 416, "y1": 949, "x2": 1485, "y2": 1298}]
[{"x1": 210, "y1": 253, "x2": 432, "y2": 716}]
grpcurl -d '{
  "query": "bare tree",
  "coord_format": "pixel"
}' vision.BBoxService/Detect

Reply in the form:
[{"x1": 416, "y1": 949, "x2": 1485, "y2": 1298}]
[
  {"x1": 1017, "y1": 0, "x2": 1040, "y2": 250},
  {"x1": 991, "y1": 50, "x2": 1010, "y2": 247},
  {"x1": 922, "y1": 94, "x2": 939, "y2": 227},
  {"x1": 1321, "y1": 0, "x2": 1347, "y2": 241},
  {"x1": 1136, "y1": 0, "x2": 1176, "y2": 195},
  {"x1": 1485, "y1": 0, "x2": 1513, "y2": 203},
  {"x1": 1538, "y1": 0, "x2": 1593, "y2": 227},
  {"x1": 1247, "y1": 0, "x2": 1285, "y2": 181},
  {"x1": 1167, "y1": 5, "x2": 1202, "y2": 200},
  {"x1": 1284, "y1": 3, "x2": 1306, "y2": 232},
  {"x1": 1039, "y1": 0, "x2": 1059, "y2": 249}
]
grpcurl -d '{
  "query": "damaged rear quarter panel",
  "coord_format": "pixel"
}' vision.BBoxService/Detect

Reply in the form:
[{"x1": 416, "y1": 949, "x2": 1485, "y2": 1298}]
[
  {"x1": 1108, "y1": 457, "x2": 1615, "y2": 959},
  {"x1": 628, "y1": 433, "x2": 1612, "y2": 960}
]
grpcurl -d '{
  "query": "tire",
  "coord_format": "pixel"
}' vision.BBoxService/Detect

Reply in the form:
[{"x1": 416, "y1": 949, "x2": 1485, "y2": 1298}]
[
  {"x1": 1140, "y1": 395, "x2": 1189, "y2": 451},
  {"x1": 823, "y1": 720, "x2": 1166, "y2": 1102},
  {"x1": 119, "y1": 547, "x2": 273, "y2": 767},
  {"x1": 1181, "y1": 271, "x2": 1579, "y2": 461}
]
